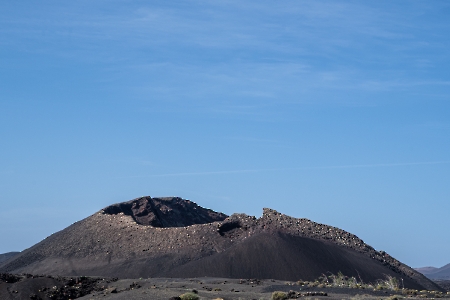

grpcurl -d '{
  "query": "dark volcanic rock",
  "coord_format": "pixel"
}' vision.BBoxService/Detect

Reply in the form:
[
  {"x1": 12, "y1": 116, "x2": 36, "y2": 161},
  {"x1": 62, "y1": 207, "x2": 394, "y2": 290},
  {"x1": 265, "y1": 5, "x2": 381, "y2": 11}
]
[
  {"x1": 0, "y1": 274, "x2": 113, "y2": 300},
  {"x1": 0, "y1": 196, "x2": 442, "y2": 292},
  {"x1": 0, "y1": 273, "x2": 22, "y2": 283},
  {"x1": 102, "y1": 197, "x2": 228, "y2": 227}
]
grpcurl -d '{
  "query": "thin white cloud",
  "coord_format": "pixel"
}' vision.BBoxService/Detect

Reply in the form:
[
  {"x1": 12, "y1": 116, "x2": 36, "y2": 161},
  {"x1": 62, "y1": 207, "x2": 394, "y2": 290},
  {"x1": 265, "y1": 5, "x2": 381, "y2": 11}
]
[
  {"x1": 2, "y1": 0, "x2": 449, "y2": 109},
  {"x1": 123, "y1": 161, "x2": 450, "y2": 178}
]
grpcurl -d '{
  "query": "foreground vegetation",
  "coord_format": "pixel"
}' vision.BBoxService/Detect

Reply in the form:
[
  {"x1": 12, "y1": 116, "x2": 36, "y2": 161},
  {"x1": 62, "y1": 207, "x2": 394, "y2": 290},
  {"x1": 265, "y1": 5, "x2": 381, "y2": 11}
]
[{"x1": 281, "y1": 272, "x2": 450, "y2": 298}]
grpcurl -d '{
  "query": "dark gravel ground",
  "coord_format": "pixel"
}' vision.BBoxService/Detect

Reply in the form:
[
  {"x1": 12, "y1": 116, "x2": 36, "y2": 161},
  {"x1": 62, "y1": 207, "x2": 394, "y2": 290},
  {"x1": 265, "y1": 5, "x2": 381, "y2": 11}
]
[{"x1": 2, "y1": 274, "x2": 450, "y2": 300}]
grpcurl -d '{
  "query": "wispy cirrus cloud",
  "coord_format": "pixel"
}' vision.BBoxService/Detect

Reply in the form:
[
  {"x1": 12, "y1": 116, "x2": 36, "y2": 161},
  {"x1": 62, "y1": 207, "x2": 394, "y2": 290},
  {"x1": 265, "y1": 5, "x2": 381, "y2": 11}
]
[
  {"x1": 2, "y1": 0, "x2": 449, "y2": 112},
  {"x1": 118, "y1": 160, "x2": 450, "y2": 178}
]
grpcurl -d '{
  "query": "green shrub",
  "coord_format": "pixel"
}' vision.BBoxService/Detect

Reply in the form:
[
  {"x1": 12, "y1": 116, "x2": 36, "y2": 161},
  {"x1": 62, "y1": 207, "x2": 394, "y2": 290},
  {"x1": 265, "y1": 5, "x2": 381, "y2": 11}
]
[
  {"x1": 271, "y1": 291, "x2": 288, "y2": 300},
  {"x1": 179, "y1": 292, "x2": 200, "y2": 300}
]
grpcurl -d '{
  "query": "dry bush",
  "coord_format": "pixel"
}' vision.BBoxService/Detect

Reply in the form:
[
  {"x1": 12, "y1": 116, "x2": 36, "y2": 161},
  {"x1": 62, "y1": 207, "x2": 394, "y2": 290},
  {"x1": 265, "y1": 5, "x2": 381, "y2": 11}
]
[
  {"x1": 271, "y1": 291, "x2": 288, "y2": 300},
  {"x1": 179, "y1": 292, "x2": 200, "y2": 300}
]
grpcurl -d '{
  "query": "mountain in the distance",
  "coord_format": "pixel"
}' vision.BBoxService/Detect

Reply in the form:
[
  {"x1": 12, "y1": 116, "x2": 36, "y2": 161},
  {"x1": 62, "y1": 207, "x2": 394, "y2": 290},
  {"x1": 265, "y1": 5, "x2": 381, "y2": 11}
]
[
  {"x1": 416, "y1": 264, "x2": 450, "y2": 280},
  {"x1": 0, "y1": 196, "x2": 442, "y2": 291},
  {"x1": 415, "y1": 266, "x2": 439, "y2": 275},
  {"x1": 0, "y1": 252, "x2": 20, "y2": 265}
]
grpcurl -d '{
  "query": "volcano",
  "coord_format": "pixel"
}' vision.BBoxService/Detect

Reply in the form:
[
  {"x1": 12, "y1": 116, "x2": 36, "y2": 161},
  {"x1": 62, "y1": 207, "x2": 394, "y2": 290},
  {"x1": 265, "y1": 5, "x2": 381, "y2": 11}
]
[{"x1": 0, "y1": 196, "x2": 440, "y2": 291}]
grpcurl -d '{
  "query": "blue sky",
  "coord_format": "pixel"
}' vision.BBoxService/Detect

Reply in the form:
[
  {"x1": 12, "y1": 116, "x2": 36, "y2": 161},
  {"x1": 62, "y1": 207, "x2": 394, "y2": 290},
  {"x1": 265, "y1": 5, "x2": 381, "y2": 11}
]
[{"x1": 1, "y1": 0, "x2": 449, "y2": 268}]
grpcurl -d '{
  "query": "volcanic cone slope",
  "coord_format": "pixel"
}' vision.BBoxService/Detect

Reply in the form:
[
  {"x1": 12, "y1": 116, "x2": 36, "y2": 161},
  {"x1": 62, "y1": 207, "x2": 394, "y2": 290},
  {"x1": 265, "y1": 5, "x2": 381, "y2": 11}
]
[{"x1": 0, "y1": 196, "x2": 441, "y2": 291}]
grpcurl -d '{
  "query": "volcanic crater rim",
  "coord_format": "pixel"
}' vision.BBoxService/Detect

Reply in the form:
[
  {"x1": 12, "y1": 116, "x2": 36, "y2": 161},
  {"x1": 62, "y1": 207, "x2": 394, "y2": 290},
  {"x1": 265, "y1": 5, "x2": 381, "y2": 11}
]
[{"x1": 101, "y1": 196, "x2": 228, "y2": 228}]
